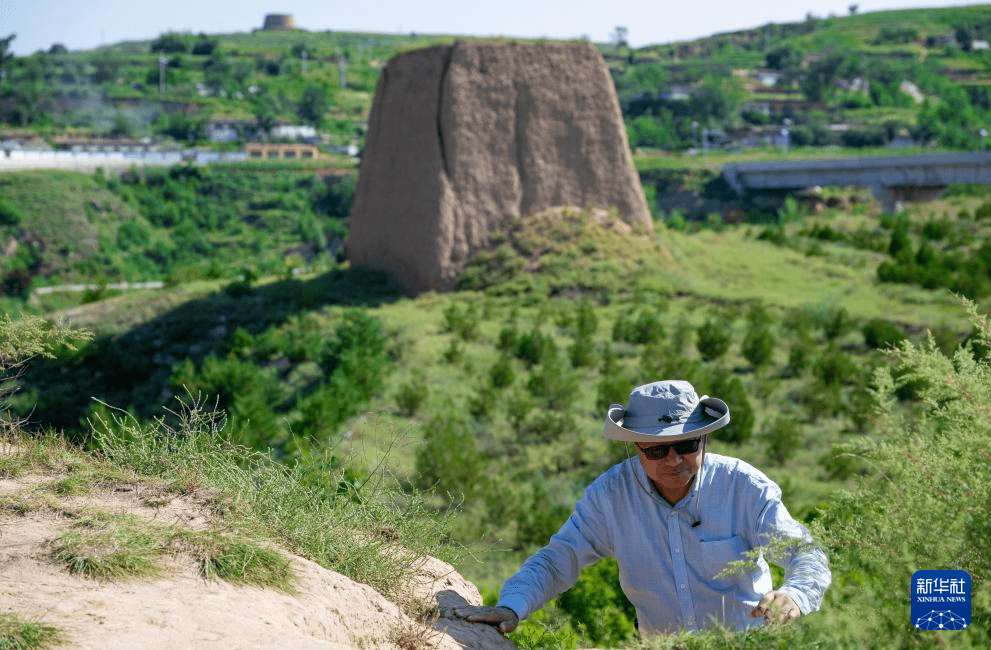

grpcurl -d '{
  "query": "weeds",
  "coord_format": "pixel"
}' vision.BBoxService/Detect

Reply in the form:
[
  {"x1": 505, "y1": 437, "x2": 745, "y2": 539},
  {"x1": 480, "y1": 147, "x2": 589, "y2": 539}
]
[
  {"x1": 0, "y1": 613, "x2": 64, "y2": 650},
  {"x1": 387, "y1": 596, "x2": 443, "y2": 650},
  {"x1": 193, "y1": 534, "x2": 293, "y2": 590},
  {"x1": 51, "y1": 512, "x2": 163, "y2": 580},
  {"x1": 88, "y1": 392, "x2": 455, "y2": 599},
  {"x1": 48, "y1": 507, "x2": 296, "y2": 591}
]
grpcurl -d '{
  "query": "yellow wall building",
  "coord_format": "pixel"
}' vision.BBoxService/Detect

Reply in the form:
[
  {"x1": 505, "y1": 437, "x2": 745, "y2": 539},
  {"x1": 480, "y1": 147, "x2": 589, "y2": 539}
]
[{"x1": 244, "y1": 143, "x2": 320, "y2": 160}]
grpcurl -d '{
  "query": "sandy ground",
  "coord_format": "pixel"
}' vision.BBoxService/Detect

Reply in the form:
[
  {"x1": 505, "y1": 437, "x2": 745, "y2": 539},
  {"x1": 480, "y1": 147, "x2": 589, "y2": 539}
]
[{"x1": 0, "y1": 471, "x2": 516, "y2": 649}]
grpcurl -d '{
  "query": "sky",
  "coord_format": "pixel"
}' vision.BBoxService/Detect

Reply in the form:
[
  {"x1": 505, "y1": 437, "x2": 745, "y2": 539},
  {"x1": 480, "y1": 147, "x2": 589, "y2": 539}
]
[{"x1": 0, "y1": 0, "x2": 983, "y2": 56}]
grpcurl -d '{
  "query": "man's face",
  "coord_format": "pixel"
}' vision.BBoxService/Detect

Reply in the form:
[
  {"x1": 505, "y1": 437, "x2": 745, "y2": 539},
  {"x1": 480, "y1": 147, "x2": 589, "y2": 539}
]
[{"x1": 635, "y1": 437, "x2": 704, "y2": 495}]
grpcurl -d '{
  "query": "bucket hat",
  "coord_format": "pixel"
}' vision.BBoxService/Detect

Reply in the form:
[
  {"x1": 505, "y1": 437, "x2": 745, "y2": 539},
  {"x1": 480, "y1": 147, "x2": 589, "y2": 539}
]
[{"x1": 603, "y1": 380, "x2": 730, "y2": 443}]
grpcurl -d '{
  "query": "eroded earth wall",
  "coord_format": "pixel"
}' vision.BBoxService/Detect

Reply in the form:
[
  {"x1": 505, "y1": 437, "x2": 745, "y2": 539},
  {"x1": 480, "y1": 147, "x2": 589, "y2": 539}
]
[{"x1": 347, "y1": 41, "x2": 651, "y2": 295}]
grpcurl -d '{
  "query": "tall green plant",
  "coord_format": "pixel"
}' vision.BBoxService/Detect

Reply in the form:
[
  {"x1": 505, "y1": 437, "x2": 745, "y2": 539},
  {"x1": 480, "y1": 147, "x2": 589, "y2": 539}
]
[
  {"x1": 414, "y1": 405, "x2": 487, "y2": 503},
  {"x1": 696, "y1": 320, "x2": 732, "y2": 363},
  {"x1": 812, "y1": 300, "x2": 991, "y2": 648}
]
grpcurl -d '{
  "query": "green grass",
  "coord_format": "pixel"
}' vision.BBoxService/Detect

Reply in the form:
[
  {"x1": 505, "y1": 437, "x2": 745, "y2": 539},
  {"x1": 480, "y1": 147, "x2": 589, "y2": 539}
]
[
  {"x1": 0, "y1": 613, "x2": 64, "y2": 650},
  {"x1": 1, "y1": 389, "x2": 451, "y2": 601},
  {"x1": 49, "y1": 509, "x2": 296, "y2": 589},
  {"x1": 86, "y1": 395, "x2": 457, "y2": 599},
  {"x1": 656, "y1": 224, "x2": 965, "y2": 327},
  {"x1": 193, "y1": 534, "x2": 293, "y2": 588},
  {"x1": 51, "y1": 512, "x2": 165, "y2": 581}
]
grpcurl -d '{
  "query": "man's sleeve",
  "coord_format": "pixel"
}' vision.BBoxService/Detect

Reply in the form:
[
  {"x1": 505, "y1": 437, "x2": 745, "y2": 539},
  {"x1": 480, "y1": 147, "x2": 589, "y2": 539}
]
[
  {"x1": 497, "y1": 482, "x2": 614, "y2": 621},
  {"x1": 754, "y1": 496, "x2": 832, "y2": 615}
]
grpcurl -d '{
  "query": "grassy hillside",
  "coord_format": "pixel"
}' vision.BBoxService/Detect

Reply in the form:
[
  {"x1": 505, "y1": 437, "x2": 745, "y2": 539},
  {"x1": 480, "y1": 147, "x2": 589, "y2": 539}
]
[
  {"x1": 0, "y1": 166, "x2": 355, "y2": 311},
  {"x1": 5, "y1": 6, "x2": 991, "y2": 647},
  {"x1": 7, "y1": 4, "x2": 991, "y2": 155},
  {"x1": 3, "y1": 183, "x2": 991, "y2": 647}
]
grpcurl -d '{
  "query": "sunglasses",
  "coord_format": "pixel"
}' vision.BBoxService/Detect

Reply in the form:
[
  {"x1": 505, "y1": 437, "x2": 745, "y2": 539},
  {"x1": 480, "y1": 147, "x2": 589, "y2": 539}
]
[{"x1": 636, "y1": 438, "x2": 702, "y2": 460}]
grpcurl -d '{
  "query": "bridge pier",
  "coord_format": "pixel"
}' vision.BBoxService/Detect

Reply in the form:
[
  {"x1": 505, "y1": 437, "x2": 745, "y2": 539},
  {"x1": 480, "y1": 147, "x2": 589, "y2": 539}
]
[{"x1": 871, "y1": 184, "x2": 947, "y2": 214}]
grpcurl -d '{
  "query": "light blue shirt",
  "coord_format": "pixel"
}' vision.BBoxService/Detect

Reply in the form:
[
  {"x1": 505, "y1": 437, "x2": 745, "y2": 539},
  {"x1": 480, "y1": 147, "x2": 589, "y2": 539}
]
[{"x1": 497, "y1": 453, "x2": 831, "y2": 634}]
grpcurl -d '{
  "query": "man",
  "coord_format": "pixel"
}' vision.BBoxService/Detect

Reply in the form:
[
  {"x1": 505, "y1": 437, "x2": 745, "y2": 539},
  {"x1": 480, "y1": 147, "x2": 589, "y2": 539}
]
[{"x1": 454, "y1": 380, "x2": 830, "y2": 635}]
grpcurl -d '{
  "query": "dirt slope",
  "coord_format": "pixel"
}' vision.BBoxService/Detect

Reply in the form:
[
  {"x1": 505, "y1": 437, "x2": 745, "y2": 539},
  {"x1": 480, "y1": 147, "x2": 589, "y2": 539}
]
[{"x1": 0, "y1": 467, "x2": 516, "y2": 649}]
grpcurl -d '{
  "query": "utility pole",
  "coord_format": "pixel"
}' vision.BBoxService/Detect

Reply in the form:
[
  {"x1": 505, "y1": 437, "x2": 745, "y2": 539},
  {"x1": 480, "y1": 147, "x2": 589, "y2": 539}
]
[
  {"x1": 702, "y1": 127, "x2": 709, "y2": 167},
  {"x1": 159, "y1": 54, "x2": 166, "y2": 93},
  {"x1": 781, "y1": 118, "x2": 792, "y2": 156}
]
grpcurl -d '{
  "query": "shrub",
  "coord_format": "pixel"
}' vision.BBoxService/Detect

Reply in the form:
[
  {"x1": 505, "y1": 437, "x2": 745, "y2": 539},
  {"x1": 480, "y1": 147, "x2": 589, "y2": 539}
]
[
  {"x1": 319, "y1": 309, "x2": 390, "y2": 403},
  {"x1": 150, "y1": 32, "x2": 188, "y2": 53},
  {"x1": 0, "y1": 269, "x2": 33, "y2": 299},
  {"x1": 812, "y1": 346, "x2": 858, "y2": 386},
  {"x1": 764, "y1": 416, "x2": 802, "y2": 466},
  {"x1": 514, "y1": 481, "x2": 573, "y2": 550},
  {"x1": 526, "y1": 351, "x2": 578, "y2": 411},
  {"x1": 757, "y1": 226, "x2": 787, "y2": 245},
  {"x1": 414, "y1": 406, "x2": 487, "y2": 503},
  {"x1": 489, "y1": 354, "x2": 516, "y2": 388},
  {"x1": 696, "y1": 320, "x2": 732, "y2": 362},
  {"x1": 394, "y1": 370, "x2": 429, "y2": 417},
  {"x1": 863, "y1": 319, "x2": 906, "y2": 349},
  {"x1": 170, "y1": 355, "x2": 284, "y2": 450},
  {"x1": 812, "y1": 300, "x2": 991, "y2": 647},
  {"x1": 468, "y1": 383, "x2": 498, "y2": 421},
  {"x1": 570, "y1": 300, "x2": 599, "y2": 368},
  {"x1": 557, "y1": 558, "x2": 636, "y2": 647},
  {"x1": 442, "y1": 302, "x2": 480, "y2": 342},
  {"x1": 823, "y1": 306, "x2": 853, "y2": 341},
  {"x1": 921, "y1": 218, "x2": 952, "y2": 241},
  {"x1": 442, "y1": 339, "x2": 463, "y2": 365},
  {"x1": 497, "y1": 325, "x2": 519, "y2": 354},
  {"x1": 611, "y1": 314, "x2": 630, "y2": 343},
  {"x1": 0, "y1": 197, "x2": 24, "y2": 226},
  {"x1": 117, "y1": 219, "x2": 151, "y2": 250},
  {"x1": 574, "y1": 299, "x2": 598, "y2": 338},
  {"x1": 707, "y1": 375, "x2": 753, "y2": 445},
  {"x1": 191, "y1": 38, "x2": 218, "y2": 56},
  {"x1": 629, "y1": 310, "x2": 666, "y2": 345},
  {"x1": 597, "y1": 346, "x2": 632, "y2": 412},
  {"x1": 569, "y1": 333, "x2": 597, "y2": 368},
  {"x1": 515, "y1": 328, "x2": 555, "y2": 367},
  {"x1": 518, "y1": 409, "x2": 577, "y2": 444},
  {"x1": 742, "y1": 325, "x2": 776, "y2": 370}
]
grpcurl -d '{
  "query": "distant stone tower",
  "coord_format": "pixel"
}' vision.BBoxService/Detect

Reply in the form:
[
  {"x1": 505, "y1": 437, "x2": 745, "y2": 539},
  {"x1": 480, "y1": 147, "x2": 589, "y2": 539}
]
[
  {"x1": 346, "y1": 41, "x2": 652, "y2": 295},
  {"x1": 262, "y1": 14, "x2": 296, "y2": 30}
]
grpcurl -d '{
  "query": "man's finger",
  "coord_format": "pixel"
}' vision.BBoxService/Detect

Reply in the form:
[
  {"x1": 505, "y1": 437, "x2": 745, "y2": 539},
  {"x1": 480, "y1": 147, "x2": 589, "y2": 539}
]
[
  {"x1": 751, "y1": 592, "x2": 801, "y2": 623},
  {"x1": 453, "y1": 607, "x2": 494, "y2": 621},
  {"x1": 756, "y1": 593, "x2": 775, "y2": 610},
  {"x1": 452, "y1": 606, "x2": 517, "y2": 625}
]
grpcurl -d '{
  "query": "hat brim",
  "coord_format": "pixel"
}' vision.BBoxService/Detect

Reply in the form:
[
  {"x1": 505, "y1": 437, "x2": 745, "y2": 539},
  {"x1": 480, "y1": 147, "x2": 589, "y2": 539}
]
[{"x1": 603, "y1": 396, "x2": 730, "y2": 443}]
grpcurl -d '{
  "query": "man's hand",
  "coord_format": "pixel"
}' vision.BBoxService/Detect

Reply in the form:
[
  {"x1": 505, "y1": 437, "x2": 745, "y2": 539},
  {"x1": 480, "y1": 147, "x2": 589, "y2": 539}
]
[
  {"x1": 751, "y1": 591, "x2": 801, "y2": 624},
  {"x1": 452, "y1": 605, "x2": 520, "y2": 634}
]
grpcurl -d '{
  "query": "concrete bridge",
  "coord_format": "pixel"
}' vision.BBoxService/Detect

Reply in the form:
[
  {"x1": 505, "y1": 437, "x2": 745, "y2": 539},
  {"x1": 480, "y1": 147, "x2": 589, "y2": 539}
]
[{"x1": 721, "y1": 151, "x2": 991, "y2": 213}]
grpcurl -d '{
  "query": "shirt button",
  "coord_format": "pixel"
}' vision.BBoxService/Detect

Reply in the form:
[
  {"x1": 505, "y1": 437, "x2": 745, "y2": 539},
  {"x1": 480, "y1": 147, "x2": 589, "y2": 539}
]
[{"x1": 680, "y1": 584, "x2": 686, "y2": 589}]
